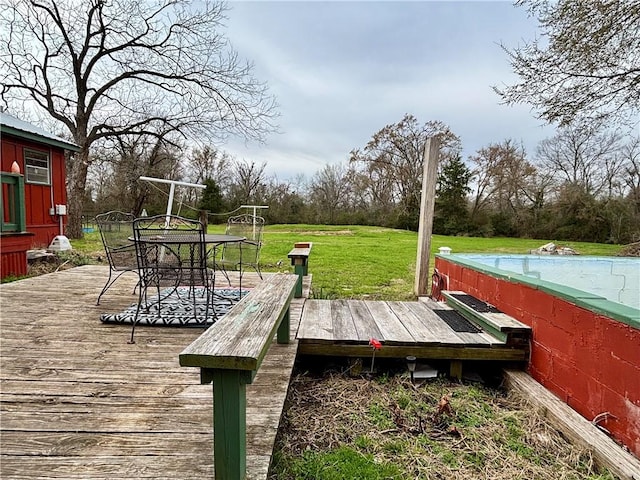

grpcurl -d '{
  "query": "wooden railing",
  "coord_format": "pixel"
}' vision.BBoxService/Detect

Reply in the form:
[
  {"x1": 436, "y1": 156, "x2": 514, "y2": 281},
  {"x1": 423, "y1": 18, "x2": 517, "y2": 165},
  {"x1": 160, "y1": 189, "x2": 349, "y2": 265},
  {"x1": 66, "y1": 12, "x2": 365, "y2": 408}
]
[{"x1": 1, "y1": 173, "x2": 26, "y2": 233}]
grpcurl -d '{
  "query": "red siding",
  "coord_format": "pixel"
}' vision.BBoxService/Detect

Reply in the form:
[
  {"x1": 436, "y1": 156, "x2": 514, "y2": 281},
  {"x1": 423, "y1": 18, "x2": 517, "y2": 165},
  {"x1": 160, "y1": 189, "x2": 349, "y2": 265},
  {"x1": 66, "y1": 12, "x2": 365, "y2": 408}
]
[
  {"x1": 435, "y1": 256, "x2": 640, "y2": 458},
  {"x1": 1, "y1": 134, "x2": 67, "y2": 247},
  {"x1": 0, "y1": 233, "x2": 34, "y2": 278}
]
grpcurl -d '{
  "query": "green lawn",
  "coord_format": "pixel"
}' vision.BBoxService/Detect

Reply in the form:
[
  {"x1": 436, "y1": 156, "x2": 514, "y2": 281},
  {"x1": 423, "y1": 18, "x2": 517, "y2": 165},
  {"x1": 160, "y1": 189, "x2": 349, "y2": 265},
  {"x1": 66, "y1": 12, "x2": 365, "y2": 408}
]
[
  {"x1": 250, "y1": 225, "x2": 622, "y2": 300},
  {"x1": 72, "y1": 223, "x2": 622, "y2": 300}
]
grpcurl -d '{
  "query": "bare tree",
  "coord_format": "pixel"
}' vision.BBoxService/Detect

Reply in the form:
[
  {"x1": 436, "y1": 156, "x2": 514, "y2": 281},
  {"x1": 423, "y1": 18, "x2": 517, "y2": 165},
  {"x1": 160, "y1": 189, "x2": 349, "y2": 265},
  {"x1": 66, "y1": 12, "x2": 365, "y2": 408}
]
[
  {"x1": 91, "y1": 133, "x2": 183, "y2": 215},
  {"x1": 349, "y1": 114, "x2": 460, "y2": 229},
  {"x1": 1, "y1": 0, "x2": 277, "y2": 237},
  {"x1": 495, "y1": 0, "x2": 640, "y2": 128},
  {"x1": 621, "y1": 136, "x2": 640, "y2": 209},
  {"x1": 534, "y1": 122, "x2": 623, "y2": 197},
  {"x1": 309, "y1": 163, "x2": 353, "y2": 224},
  {"x1": 227, "y1": 159, "x2": 267, "y2": 206},
  {"x1": 186, "y1": 146, "x2": 233, "y2": 189}
]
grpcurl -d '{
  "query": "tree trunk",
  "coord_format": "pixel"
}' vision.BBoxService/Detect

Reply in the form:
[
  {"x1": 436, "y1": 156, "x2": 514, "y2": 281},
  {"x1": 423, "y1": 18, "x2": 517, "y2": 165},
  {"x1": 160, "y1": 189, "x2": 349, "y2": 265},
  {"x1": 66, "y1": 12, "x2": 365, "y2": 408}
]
[{"x1": 66, "y1": 146, "x2": 90, "y2": 239}]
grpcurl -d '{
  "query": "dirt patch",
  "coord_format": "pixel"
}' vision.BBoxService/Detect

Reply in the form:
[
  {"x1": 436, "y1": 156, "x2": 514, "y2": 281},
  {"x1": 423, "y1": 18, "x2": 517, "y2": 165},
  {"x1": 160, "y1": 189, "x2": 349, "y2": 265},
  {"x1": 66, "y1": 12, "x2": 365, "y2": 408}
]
[
  {"x1": 618, "y1": 241, "x2": 640, "y2": 257},
  {"x1": 270, "y1": 361, "x2": 616, "y2": 479}
]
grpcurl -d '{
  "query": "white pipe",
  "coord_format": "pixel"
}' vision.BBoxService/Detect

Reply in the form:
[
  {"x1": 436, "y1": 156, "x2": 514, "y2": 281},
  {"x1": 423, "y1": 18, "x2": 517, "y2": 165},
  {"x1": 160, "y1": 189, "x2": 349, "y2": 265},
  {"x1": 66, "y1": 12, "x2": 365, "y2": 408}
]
[
  {"x1": 165, "y1": 182, "x2": 176, "y2": 228},
  {"x1": 239, "y1": 205, "x2": 269, "y2": 239},
  {"x1": 139, "y1": 176, "x2": 206, "y2": 190}
]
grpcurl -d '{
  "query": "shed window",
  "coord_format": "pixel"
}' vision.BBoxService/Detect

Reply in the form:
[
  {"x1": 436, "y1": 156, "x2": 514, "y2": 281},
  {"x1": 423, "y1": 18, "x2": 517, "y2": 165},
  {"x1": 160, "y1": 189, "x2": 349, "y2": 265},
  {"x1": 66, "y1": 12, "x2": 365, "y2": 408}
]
[{"x1": 24, "y1": 149, "x2": 50, "y2": 185}]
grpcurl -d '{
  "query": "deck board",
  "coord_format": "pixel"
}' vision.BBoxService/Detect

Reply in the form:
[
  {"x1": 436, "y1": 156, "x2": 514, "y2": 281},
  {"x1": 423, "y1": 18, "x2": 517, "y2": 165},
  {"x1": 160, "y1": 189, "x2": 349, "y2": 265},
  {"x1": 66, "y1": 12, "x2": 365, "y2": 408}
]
[
  {"x1": 297, "y1": 298, "x2": 529, "y2": 362},
  {"x1": 0, "y1": 265, "x2": 305, "y2": 480},
  {"x1": 363, "y1": 300, "x2": 415, "y2": 343},
  {"x1": 347, "y1": 299, "x2": 384, "y2": 341},
  {"x1": 296, "y1": 298, "x2": 332, "y2": 341}
]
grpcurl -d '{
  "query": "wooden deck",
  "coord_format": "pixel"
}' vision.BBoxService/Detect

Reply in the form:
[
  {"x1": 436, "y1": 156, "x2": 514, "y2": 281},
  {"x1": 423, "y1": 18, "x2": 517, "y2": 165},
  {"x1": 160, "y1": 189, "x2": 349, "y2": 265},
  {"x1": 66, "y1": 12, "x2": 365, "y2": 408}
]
[
  {"x1": 1, "y1": 264, "x2": 529, "y2": 479},
  {"x1": 297, "y1": 297, "x2": 529, "y2": 364},
  {"x1": 0, "y1": 265, "x2": 306, "y2": 480}
]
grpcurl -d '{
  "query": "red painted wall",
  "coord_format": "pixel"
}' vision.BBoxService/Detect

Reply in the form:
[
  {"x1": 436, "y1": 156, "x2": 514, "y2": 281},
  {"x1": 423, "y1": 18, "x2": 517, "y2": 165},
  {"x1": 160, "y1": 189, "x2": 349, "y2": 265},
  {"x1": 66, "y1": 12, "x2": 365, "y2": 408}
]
[
  {"x1": 435, "y1": 256, "x2": 640, "y2": 458},
  {"x1": 1, "y1": 134, "x2": 67, "y2": 248},
  {"x1": 0, "y1": 233, "x2": 34, "y2": 278}
]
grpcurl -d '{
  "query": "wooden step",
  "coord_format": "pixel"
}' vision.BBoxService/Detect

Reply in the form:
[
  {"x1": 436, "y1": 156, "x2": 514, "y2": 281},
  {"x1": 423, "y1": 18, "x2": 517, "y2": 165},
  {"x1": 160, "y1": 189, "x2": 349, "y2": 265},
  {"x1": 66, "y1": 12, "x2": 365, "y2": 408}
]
[{"x1": 441, "y1": 290, "x2": 531, "y2": 346}]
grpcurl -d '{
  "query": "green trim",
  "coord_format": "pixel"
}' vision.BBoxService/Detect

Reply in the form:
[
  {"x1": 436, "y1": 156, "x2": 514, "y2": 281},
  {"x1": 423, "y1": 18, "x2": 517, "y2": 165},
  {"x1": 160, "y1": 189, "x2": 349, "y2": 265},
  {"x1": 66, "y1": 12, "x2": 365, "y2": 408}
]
[
  {"x1": 277, "y1": 306, "x2": 290, "y2": 344},
  {"x1": 0, "y1": 174, "x2": 26, "y2": 233},
  {"x1": 1, "y1": 125, "x2": 80, "y2": 152},
  {"x1": 442, "y1": 292, "x2": 507, "y2": 342},
  {"x1": 294, "y1": 264, "x2": 305, "y2": 297},
  {"x1": 436, "y1": 254, "x2": 640, "y2": 330}
]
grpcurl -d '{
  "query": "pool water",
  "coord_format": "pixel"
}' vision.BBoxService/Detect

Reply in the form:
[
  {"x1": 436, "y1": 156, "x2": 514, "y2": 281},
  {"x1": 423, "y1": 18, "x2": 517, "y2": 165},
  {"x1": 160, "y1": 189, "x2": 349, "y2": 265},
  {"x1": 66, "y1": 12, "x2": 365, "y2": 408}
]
[{"x1": 454, "y1": 254, "x2": 640, "y2": 310}]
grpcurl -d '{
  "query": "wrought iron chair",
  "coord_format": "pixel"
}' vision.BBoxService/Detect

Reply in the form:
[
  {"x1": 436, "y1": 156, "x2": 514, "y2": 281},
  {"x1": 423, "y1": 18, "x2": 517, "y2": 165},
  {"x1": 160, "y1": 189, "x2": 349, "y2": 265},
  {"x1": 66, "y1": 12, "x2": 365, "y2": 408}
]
[
  {"x1": 130, "y1": 214, "x2": 212, "y2": 343},
  {"x1": 95, "y1": 211, "x2": 139, "y2": 305},
  {"x1": 216, "y1": 214, "x2": 265, "y2": 289}
]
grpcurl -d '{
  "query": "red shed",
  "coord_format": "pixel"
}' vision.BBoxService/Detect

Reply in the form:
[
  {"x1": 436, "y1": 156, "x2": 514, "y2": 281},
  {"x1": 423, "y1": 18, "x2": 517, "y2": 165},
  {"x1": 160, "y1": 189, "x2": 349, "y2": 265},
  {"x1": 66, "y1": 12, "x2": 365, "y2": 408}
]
[{"x1": 1, "y1": 112, "x2": 79, "y2": 279}]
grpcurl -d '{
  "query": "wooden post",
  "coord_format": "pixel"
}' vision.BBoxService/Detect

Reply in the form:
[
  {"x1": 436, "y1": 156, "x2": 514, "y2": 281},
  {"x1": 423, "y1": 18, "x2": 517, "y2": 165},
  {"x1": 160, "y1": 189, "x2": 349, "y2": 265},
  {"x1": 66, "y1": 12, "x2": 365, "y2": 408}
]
[
  {"x1": 414, "y1": 136, "x2": 441, "y2": 297},
  {"x1": 199, "y1": 210, "x2": 208, "y2": 230}
]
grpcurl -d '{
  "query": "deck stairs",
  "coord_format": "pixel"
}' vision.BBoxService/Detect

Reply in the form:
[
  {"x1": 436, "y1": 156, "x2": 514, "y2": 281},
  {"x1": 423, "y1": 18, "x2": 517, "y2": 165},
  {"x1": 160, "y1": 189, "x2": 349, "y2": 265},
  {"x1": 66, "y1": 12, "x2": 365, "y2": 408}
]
[{"x1": 439, "y1": 290, "x2": 531, "y2": 348}]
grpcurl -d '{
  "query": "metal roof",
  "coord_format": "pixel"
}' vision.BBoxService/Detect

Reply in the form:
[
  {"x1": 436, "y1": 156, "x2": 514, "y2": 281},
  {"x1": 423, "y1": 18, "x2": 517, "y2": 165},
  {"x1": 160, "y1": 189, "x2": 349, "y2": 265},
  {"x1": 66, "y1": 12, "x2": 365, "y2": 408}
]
[{"x1": 0, "y1": 112, "x2": 80, "y2": 152}]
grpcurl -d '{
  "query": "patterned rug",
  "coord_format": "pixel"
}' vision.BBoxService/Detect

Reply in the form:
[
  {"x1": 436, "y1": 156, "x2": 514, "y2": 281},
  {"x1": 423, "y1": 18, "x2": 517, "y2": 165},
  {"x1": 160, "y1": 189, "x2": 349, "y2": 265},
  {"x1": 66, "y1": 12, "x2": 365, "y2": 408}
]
[{"x1": 100, "y1": 286, "x2": 247, "y2": 327}]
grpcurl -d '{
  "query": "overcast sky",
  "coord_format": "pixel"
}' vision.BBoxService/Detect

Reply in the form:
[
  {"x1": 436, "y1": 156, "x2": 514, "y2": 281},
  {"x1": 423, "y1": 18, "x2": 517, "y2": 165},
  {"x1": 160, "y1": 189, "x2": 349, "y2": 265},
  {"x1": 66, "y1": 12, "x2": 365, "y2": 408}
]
[{"x1": 222, "y1": 1, "x2": 555, "y2": 180}]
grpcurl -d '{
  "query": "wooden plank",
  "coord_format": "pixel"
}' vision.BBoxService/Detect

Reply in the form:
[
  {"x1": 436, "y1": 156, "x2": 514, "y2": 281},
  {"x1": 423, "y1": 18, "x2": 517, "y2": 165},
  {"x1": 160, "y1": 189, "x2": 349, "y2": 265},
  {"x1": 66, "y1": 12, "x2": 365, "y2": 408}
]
[
  {"x1": 330, "y1": 299, "x2": 359, "y2": 341},
  {"x1": 418, "y1": 297, "x2": 502, "y2": 345},
  {"x1": 179, "y1": 274, "x2": 298, "y2": 370},
  {"x1": 386, "y1": 301, "x2": 442, "y2": 344},
  {"x1": 297, "y1": 299, "x2": 333, "y2": 340},
  {"x1": 363, "y1": 300, "x2": 415, "y2": 344},
  {"x1": 442, "y1": 290, "x2": 531, "y2": 334},
  {"x1": 484, "y1": 311, "x2": 532, "y2": 332},
  {"x1": 347, "y1": 300, "x2": 383, "y2": 342},
  {"x1": 297, "y1": 343, "x2": 527, "y2": 361},
  {"x1": 404, "y1": 302, "x2": 467, "y2": 344},
  {"x1": 504, "y1": 369, "x2": 640, "y2": 480}
]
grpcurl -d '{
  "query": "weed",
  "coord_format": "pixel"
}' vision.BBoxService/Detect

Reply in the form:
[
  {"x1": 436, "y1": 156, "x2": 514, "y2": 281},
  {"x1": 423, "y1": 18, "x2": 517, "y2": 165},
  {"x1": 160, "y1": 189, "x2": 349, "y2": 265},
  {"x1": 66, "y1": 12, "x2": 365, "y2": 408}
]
[
  {"x1": 271, "y1": 369, "x2": 617, "y2": 480},
  {"x1": 367, "y1": 401, "x2": 394, "y2": 430}
]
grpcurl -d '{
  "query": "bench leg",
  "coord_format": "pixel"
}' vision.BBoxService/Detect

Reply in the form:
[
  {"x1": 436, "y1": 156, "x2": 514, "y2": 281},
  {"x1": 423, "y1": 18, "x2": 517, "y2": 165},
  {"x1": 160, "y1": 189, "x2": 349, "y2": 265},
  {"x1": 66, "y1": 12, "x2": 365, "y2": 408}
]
[
  {"x1": 293, "y1": 262, "x2": 307, "y2": 298},
  {"x1": 277, "y1": 306, "x2": 290, "y2": 344},
  {"x1": 212, "y1": 369, "x2": 249, "y2": 480}
]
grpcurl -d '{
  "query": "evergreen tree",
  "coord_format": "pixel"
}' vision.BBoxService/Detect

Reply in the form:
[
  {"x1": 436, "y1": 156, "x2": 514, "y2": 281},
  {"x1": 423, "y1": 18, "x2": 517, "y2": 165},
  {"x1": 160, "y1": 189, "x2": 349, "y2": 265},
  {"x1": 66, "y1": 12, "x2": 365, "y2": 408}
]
[
  {"x1": 199, "y1": 179, "x2": 225, "y2": 214},
  {"x1": 434, "y1": 155, "x2": 472, "y2": 235}
]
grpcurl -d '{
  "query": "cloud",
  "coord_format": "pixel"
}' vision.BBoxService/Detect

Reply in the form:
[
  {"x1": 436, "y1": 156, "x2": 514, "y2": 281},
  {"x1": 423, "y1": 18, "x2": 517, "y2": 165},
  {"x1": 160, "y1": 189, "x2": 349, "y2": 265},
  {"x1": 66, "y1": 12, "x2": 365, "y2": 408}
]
[{"x1": 222, "y1": 1, "x2": 556, "y2": 179}]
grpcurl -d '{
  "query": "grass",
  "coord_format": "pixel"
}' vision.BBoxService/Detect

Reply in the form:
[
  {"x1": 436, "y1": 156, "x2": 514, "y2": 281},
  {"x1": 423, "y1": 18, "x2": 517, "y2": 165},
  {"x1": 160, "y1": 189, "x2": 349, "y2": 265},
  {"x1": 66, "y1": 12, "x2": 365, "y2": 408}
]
[
  {"x1": 254, "y1": 225, "x2": 622, "y2": 300},
  {"x1": 66, "y1": 223, "x2": 622, "y2": 300}
]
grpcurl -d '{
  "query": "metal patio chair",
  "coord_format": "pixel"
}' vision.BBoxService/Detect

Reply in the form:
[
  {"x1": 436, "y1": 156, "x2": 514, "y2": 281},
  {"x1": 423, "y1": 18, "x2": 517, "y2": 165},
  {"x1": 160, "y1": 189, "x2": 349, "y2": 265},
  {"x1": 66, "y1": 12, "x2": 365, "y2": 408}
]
[
  {"x1": 215, "y1": 214, "x2": 265, "y2": 289},
  {"x1": 95, "y1": 211, "x2": 139, "y2": 305},
  {"x1": 130, "y1": 214, "x2": 212, "y2": 343}
]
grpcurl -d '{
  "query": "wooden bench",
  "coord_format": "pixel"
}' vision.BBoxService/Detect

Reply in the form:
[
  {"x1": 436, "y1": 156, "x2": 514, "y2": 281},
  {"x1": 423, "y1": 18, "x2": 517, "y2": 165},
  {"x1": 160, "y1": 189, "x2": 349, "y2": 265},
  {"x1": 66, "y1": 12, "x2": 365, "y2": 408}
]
[
  {"x1": 287, "y1": 241, "x2": 313, "y2": 298},
  {"x1": 179, "y1": 273, "x2": 299, "y2": 480}
]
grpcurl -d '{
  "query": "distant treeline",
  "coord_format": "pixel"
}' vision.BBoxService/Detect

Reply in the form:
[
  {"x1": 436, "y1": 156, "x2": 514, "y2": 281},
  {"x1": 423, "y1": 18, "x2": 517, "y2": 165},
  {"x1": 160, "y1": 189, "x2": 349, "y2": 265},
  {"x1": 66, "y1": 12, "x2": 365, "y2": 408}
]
[{"x1": 85, "y1": 116, "x2": 639, "y2": 245}]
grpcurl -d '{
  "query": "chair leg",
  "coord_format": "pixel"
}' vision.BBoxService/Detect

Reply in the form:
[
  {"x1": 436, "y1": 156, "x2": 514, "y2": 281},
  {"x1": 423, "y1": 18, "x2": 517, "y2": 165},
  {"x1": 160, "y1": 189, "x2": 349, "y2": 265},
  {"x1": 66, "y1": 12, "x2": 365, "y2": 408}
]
[
  {"x1": 96, "y1": 269, "x2": 115, "y2": 305},
  {"x1": 130, "y1": 277, "x2": 153, "y2": 344},
  {"x1": 97, "y1": 270, "x2": 139, "y2": 305}
]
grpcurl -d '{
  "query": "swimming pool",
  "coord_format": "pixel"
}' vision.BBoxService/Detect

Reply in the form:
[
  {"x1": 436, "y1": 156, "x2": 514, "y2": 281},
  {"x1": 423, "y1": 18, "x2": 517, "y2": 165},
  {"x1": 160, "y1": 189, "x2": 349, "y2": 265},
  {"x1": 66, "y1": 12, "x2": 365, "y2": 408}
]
[
  {"x1": 433, "y1": 252, "x2": 640, "y2": 457},
  {"x1": 453, "y1": 254, "x2": 640, "y2": 310}
]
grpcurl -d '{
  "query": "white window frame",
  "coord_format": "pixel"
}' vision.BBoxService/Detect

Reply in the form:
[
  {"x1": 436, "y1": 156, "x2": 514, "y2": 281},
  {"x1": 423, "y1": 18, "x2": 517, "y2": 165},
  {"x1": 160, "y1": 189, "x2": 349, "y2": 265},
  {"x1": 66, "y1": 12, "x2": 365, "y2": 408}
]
[{"x1": 24, "y1": 148, "x2": 51, "y2": 185}]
